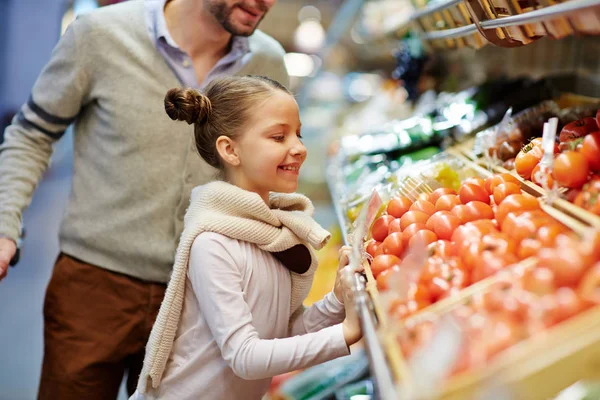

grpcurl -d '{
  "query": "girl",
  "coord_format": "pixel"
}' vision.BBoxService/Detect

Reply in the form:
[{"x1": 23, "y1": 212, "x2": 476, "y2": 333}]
[{"x1": 132, "y1": 76, "x2": 362, "y2": 399}]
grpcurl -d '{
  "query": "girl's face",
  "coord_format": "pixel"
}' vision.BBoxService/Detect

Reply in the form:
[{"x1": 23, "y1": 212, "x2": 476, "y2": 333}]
[{"x1": 227, "y1": 90, "x2": 306, "y2": 201}]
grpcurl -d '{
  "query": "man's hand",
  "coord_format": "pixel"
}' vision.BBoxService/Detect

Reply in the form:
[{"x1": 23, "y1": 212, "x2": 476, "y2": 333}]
[{"x1": 0, "y1": 238, "x2": 17, "y2": 281}]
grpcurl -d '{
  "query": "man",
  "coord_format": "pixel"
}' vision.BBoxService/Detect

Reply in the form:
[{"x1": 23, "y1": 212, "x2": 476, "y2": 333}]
[{"x1": 0, "y1": 0, "x2": 288, "y2": 398}]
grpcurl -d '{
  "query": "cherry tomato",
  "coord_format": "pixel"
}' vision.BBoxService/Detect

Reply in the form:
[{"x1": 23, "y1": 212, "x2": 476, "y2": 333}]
[
  {"x1": 450, "y1": 204, "x2": 471, "y2": 223},
  {"x1": 429, "y1": 188, "x2": 457, "y2": 204},
  {"x1": 371, "y1": 254, "x2": 401, "y2": 278},
  {"x1": 462, "y1": 177, "x2": 487, "y2": 191},
  {"x1": 428, "y1": 211, "x2": 462, "y2": 241},
  {"x1": 495, "y1": 194, "x2": 540, "y2": 226},
  {"x1": 401, "y1": 223, "x2": 428, "y2": 247},
  {"x1": 577, "y1": 263, "x2": 600, "y2": 306},
  {"x1": 435, "y1": 194, "x2": 462, "y2": 211},
  {"x1": 465, "y1": 201, "x2": 494, "y2": 220},
  {"x1": 376, "y1": 265, "x2": 401, "y2": 291},
  {"x1": 388, "y1": 218, "x2": 403, "y2": 235},
  {"x1": 400, "y1": 210, "x2": 430, "y2": 231},
  {"x1": 581, "y1": 131, "x2": 600, "y2": 172},
  {"x1": 459, "y1": 183, "x2": 490, "y2": 204},
  {"x1": 485, "y1": 173, "x2": 521, "y2": 194},
  {"x1": 559, "y1": 117, "x2": 598, "y2": 142},
  {"x1": 554, "y1": 151, "x2": 589, "y2": 189},
  {"x1": 409, "y1": 199, "x2": 436, "y2": 217},
  {"x1": 409, "y1": 229, "x2": 438, "y2": 248},
  {"x1": 427, "y1": 240, "x2": 455, "y2": 259},
  {"x1": 492, "y1": 182, "x2": 521, "y2": 205},
  {"x1": 387, "y1": 196, "x2": 413, "y2": 218},
  {"x1": 515, "y1": 143, "x2": 543, "y2": 180},
  {"x1": 366, "y1": 240, "x2": 382, "y2": 258},
  {"x1": 372, "y1": 215, "x2": 395, "y2": 242},
  {"x1": 382, "y1": 232, "x2": 405, "y2": 257}
]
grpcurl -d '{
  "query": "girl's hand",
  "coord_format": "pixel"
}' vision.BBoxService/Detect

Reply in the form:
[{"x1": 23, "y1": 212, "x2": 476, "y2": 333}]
[
  {"x1": 333, "y1": 246, "x2": 353, "y2": 303},
  {"x1": 341, "y1": 270, "x2": 362, "y2": 346}
]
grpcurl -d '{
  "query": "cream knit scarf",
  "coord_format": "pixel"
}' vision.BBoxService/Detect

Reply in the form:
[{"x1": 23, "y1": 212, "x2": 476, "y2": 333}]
[{"x1": 137, "y1": 181, "x2": 331, "y2": 393}]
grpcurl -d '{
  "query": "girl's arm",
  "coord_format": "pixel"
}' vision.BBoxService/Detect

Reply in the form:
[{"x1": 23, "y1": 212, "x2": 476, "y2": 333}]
[
  {"x1": 189, "y1": 234, "x2": 350, "y2": 381},
  {"x1": 288, "y1": 291, "x2": 345, "y2": 336}
]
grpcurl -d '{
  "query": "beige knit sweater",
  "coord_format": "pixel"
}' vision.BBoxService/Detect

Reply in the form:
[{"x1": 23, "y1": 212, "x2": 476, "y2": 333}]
[{"x1": 137, "y1": 181, "x2": 331, "y2": 393}]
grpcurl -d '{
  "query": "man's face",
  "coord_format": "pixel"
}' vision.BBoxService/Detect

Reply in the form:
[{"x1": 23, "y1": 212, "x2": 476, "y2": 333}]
[{"x1": 207, "y1": 0, "x2": 275, "y2": 36}]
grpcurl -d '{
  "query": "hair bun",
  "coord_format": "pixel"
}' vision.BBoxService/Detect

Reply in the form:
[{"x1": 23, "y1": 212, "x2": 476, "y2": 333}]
[{"x1": 164, "y1": 88, "x2": 212, "y2": 125}]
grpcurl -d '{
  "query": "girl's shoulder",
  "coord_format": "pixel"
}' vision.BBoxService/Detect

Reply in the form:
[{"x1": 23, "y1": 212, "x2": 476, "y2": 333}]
[{"x1": 190, "y1": 232, "x2": 251, "y2": 270}]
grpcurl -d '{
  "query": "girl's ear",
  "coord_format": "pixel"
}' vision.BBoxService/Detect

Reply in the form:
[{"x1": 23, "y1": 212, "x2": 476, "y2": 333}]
[{"x1": 216, "y1": 136, "x2": 240, "y2": 167}]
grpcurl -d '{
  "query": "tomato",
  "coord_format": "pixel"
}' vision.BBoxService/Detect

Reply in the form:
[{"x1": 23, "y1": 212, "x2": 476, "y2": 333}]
[
  {"x1": 371, "y1": 254, "x2": 402, "y2": 278},
  {"x1": 409, "y1": 199, "x2": 436, "y2": 216},
  {"x1": 400, "y1": 210, "x2": 429, "y2": 231},
  {"x1": 459, "y1": 183, "x2": 490, "y2": 204},
  {"x1": 518, "y1": 238, "x2": 542, "y2": 259},
  {"x1": 366, "y1": 240, "x2": 382, "y2": 258},
  {"x1": 408, "y1": 282, "x2": 432, "y2": 303},
  {"x1": 574, "y1": 177, "x2": 600, "y2": 215},
  {"x1": 503, "y1": 158, "x2": 516, "y2": 170},
  {"x1": 465, "y1": 201, "x2": 494, "y2": 220},
  {"x1": 515, "y1": 143, "x2": 543, "y2": 180},
  {"x1": 581, "y1": 131, "x2": 600, "y2": 172},
  {"x1": 409, "y1": 229, "x2": 438, "y2": 248},
  {"x1": 472, "y1": 252, "x2": 518, "y2": 282},
  {"x1": 559, "y1": 117, "x2": 598, "y2": 143},
  {"x1": 382, "y1": 232, "x2": 405, "y2": 257},
  {"x1": 492, "y1": 182, "x2": 521, "y2": 205},
  {"x1": 452, "y1": 221, "x2": 498, "y2": 253},
  {"x1": 451, "y1": 204, "x2": 471, "y2": 223},
  {"x1": 435, "y1": 194, "x2": 462, "y2": 212},
  {"x1": 495, "y1": 194, "x2": 540, "y2": 226},
  {"x1": 485, "y1": 315, "x2": 522, "y2": 359},
  {"x1": 530, "y1": 163, "x2": 555, "y2": 188},
  {"x1": 463, "y1": 177, "x2": 487, "y2": 191},
  {"x1": 522, "y1": 267, "x2": 556, "y2": 296},
  {"x1": 539, "y1": 247, "x2": 588, "y2": 287},
  {"x1": 553, "y1": 287, "x2": 586, "y2": 324},
  {"x1": 387, "y1": 196, "x2": 413, "y2": 218},
  {"x1": 429, "y1": 188, "x2": 457, "y2": 204},
  {"x1": 537, "y1": 224, "x2": 568, "y2": 247},
  {"x1": 427, "y1": 240, "x2": 455, "y2": 258},
  {"x1": 485, "y1": 173, "x2": 521, "y2": 194},
  {"x1": 554, "y1": 151, "x2": 589, "y2": 189},
  {"x1": 578, "y1": 263, "x2": 600, "y2": 306},
  {"x1": 376, "y1": 264, "x2": 401, "y2": 291},
  {"x1": 401, "y1": 223, "x2": 428, "y2": 247},
  {"x1": 387, "y1": 218, "x2": 403, "y2": 235},
  {"x1": 429, "y1": 212, "x2": 462, "y2": 241},
  {"x1": 371, "y1": 215, "x2": 395, "y2": 242},
  {"x1": 428, "y1": 276, "x2": 452, "y2": 302},
  {"x1": 597, "y1": 109, "x2": 600, "y2": 127}
]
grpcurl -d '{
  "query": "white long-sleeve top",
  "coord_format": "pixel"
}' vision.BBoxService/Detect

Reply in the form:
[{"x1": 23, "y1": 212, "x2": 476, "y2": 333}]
[{"x1": 135, "y1": 232, "x2": 349, "y2": 400}]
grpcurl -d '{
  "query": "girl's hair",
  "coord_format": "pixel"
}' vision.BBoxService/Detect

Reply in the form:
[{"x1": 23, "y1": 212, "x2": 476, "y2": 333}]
[{"x1": 164, "y1": 75, "x2": 291, "y2": 170}]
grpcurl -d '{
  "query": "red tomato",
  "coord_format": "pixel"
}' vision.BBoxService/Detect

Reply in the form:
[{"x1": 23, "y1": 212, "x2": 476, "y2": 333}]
[
  {"x1": 493, "y1": 182, "x2": 521, "y2": 205},
  {"x1": 427, "y1": 240, "x2": 455, "y2": 259},
  {"x1": 485, "y1": 173, "x2": 521, "y2": 194},
  {"x1": 537, "y1": 224, "x2": 568, "y2": 247},
  {"x1": 472, "y1": 252, "x2": 518, "y2": 282},
  {"x1": 409, "y1": 229, "x2": 438, "y2": 248},
  {"x1": 465, "y1": 201, "x2": 495, "y2": 220},
  {"x1": 518, "y1": 238, "x2": 542, "y2": 259},
  {"x1": 530, "y1": 163, "x2": 555, "y2": 188},
  {"x1": 581, "y1": 131, "x2": 600, "y2": 172},
  {"x1": 371, "y1": 215, "x2": 395, "y2": 242},
  {"x1": 459, "y1": 183, "x2": 490, "y2": 204},
  {"x1": 522, "y1": 267, "x2": 556, "y2": 296},
  {"x1": 597, "y1": 109, "x2": 600, "y2": 127},
  {"x1": 553, "y1": 287, "x2": 586, "y2": 324},
  {"x1": 463, "y1": 177, "x2": 487, "y2": 191},
  {"x1": 515, "y1": 144, "x2": 543, "y2": 180},
  {"x1": 387, "y1": 196, "x2": 413, "y2": 218},
  {"x1": 408, "y1": 282, "x2": 432, "y2": 303},
  {"x1": 554, "y1": 151, "x2": 589, "y2": 189},
  {"x1": 577, "y1": 262, "x2": 600, "y2": 306},
  {"x1": 450, "y1": 204, "x2": 471, "y2": 223},
  {"x1": 370, "y1": 254, "x2": 401, "y2": 278},
  {"x1": 539, "y1": 247, "x2": 588, "y2": 288},
  {"x1": 366, "y1": 240, "x2": 382, "y2": 258},
  {"x1": 574, "y1": 177, "x2": 600, "y2": 215},
  {"x1": 400, "y1": 210, "x2": 430, "y2": 231},
  {"x1": 559, "y1": 117, "x2": 599, "y2": 142},
  {"x1": 435, "y1": 194, "x2": 462, "y2": 211},
  {"x1": 429, "y1": 188, "x2": 457, "y2": 204},
  {"x1": 382, "y1": 232, "x2": 405, "y2": 258},
  {"x1": 495, "y1": 194, "x2": 540, "y2": 226},
  {"x1": 428, "y1": 276, "x2": 452, "y2": 302},
  {"x1": 376, "y1": 265, "x2": 401, "y2": 291},
  {"x1": 387, "y1": 218, "x2": 403, "y2": 235},
  {"x1": 429, "y1": 212, "x2": 462, "y2": 241},
  {"x1": 401, "y1": 223, "x2": 428, "y2": 246},
  {"x1": 410, "y1": 200, "x2": 436, "y2": 216}
]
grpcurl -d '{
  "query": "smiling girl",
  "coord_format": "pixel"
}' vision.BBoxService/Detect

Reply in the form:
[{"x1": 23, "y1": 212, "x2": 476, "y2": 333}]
[{"x1": 131, "y1": 76, "x2": 362, "y2": 399}]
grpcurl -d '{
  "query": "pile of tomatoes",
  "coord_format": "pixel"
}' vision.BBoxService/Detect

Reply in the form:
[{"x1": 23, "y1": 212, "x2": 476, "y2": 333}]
[
  {"x1": 397, "y1": 236, "x2": 600, "y2": 375},
  {"x1": 366, "y1": 171, "x2": 580, "y2": 318},
  {"x1": 513, "y1": 110, "x2": 600, "y2": 214}
]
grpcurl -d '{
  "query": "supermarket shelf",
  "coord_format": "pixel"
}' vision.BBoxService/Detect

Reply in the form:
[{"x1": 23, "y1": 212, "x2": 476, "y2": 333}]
[
  {"x1": 409, "y1": 0, "x2": 463, "y2": 22},
  {"x1": 421, "y1": 24, "x2": 478, "y2": 40},
  {"x1": 326, "y1": 168, "x2": 397, "y2": 400},
  {"x1": 481, "y1": 0, "x2": 600, "y2": 29}
]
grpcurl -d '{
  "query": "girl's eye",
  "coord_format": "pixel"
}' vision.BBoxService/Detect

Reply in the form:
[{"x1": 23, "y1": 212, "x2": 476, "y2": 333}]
[
  {"x1": 297, "y1": 133, "x2": 303, "y2": 139},
  {"x1": 272, "y1": 135, "x2": 285, "y2": 142}
]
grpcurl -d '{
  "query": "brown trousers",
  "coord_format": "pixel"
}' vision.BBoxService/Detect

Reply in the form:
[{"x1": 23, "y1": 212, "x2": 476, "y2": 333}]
[{"x1": 39, "y1": 253, "x2": 166, "y2": 400}]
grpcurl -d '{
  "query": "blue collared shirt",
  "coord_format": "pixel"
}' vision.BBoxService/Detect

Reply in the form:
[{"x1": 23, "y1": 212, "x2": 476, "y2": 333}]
[{"x1": 144, "y1": 0, "x2": 252, "y2": 89}]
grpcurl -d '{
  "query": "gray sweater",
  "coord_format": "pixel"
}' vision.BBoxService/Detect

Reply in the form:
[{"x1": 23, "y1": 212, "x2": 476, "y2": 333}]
[{"x1": 0, "y1": 0, "x2": 289, "y2": 283}]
